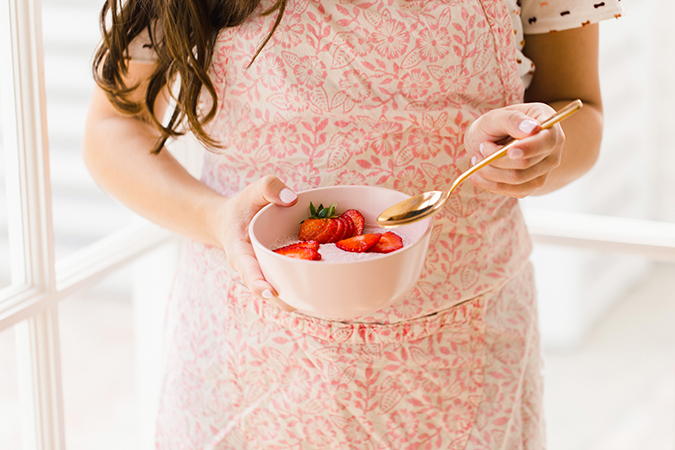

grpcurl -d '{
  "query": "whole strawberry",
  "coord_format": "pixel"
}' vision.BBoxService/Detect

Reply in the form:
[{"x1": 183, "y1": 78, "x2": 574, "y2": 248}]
[{"x1": 298, "y1": 202, "x2": 342, "y2": 244}]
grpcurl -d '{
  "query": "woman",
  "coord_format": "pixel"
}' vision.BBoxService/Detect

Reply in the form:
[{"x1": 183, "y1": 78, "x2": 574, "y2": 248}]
[{"x1": 84, "y1": 0, "x2": 621, "y2": 447}]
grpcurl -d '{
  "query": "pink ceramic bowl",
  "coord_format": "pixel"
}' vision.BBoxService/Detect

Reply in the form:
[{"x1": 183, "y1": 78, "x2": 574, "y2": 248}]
[{"x1": 249, "y1": 185, "x2": 433, "y2": 319}]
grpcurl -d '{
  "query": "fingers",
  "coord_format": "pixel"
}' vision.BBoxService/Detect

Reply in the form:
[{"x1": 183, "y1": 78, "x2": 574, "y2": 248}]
[
  {"x1": 465, "y1": 106, "x2": 544, "y2": 153},
  {"x1": 470, "y1": 172, "x2": 551, "y2": 199},
  {"x1": 221, "y1": 175, "x2": 299, "y2": 313},
  {"x1": 474, "y1": 127, "x2": 563, "y2": 170},
  {"x1": 228, "y1": 238, "x2": 296, "y2": 313},
  {"x1": 465, "y1": 103, "x2": 565, "y2": 198},
  {"x1": 470, "y1": 151, "x2": 559, "y2": 195},
  {"x1": 471, "y1": 129, "x2": 565, "y2": 174},
  {"x1": 469, "y1": 140, "x2": 562, "y2": 197},
  {"x1": 474, "y1": 153, "x2": 559, "y2": 182},
  {"x1": 464, "y1": 103, "x2": 556, "y2": 157}
]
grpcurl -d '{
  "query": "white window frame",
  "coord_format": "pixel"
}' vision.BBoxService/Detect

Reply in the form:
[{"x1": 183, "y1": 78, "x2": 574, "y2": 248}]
[
  {"x1": 0, "y1": 1, "x2": 172, "y2": 449},
  {"x1": 0, "y1": 0, "x2": 673, "y2": 449}
]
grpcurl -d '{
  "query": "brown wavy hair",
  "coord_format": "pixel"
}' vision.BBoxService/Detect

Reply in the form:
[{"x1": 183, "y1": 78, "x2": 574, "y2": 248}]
[{"x1": 93, "y1": 0, "x2": 286, "y2": 153}]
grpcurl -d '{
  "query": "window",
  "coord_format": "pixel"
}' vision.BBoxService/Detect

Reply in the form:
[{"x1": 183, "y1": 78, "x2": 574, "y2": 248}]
[
  {"x1": 0, "y1": 88, "x2": 13, "y2": 290},
  {"x1": 0, "y1": 0, "x2": 173, "y2": 448},
  {"x1": 42, "y1": 0, "x2": 145, "y2": 262}
]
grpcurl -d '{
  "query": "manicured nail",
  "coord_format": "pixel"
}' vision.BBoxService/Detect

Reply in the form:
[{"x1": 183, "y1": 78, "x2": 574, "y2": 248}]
[
  {"x1": 508, "y1": 148, "x2": 523, "y2": 159},
  {"x1": 519, "y1": 119, "x2": 538, "y2": 134},
  {"x1": 279, "y1": 188, "x2": 297, "y2": 204},
  {"x1": 479, "y1": 143, "x2": 485, "y2": 156},
  {"x1": 471, "y1": 155, "x2": 477, "y2": 166},
  {"x1": 262, "y1": 289, "x2": 275, "y2": 299}
]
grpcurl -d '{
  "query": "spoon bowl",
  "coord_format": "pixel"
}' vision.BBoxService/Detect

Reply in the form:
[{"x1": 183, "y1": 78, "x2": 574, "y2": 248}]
[{"x1": 377, "y1": 100, "x2": 583, "y2": 228}]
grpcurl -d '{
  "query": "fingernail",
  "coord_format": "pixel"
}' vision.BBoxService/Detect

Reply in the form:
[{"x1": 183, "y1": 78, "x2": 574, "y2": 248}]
[
  {"x1": 479, "y1": 143, "x2": 485, "y2": 156},
  {"x1": 471, "y1": 155, "x2": 477, "y2": 166},
  {"x1": 508, "y1": 148, "x2": 523, "y2": 159},
  {"x1": 279, "y1": 188, "x2": 297, "y2": 204},
  {"x1": 262, "y1": 289, "x2": 275, "y2": 299},
  {"x1": 519, "y1": 119, "x2": 538, "y2": 134}
]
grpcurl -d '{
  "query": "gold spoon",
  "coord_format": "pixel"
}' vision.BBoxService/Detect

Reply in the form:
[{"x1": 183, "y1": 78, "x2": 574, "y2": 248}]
[{"x1": 377, "y1": 99, "x2": 583, "y2": 228}]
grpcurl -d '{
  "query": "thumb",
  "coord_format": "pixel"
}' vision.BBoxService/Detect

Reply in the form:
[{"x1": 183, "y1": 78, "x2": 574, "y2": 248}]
[
  {"x1": 465, "y1": 108, "x2": 541, "y2": 156},
  {"x1": 246, "y1": 175, "x2": 298, "y2": 209}
]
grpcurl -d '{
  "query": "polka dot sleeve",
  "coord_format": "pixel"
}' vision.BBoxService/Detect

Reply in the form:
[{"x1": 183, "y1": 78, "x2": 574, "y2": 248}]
[{"x1": 521, "y1": 0, "x2": 623, "y2": 34}]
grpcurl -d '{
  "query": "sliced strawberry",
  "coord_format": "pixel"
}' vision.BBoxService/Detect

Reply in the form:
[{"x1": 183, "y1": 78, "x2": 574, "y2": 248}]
[
  {"x1": 369, "y1": 231, "x2": 403, "y2": 253},
  {"x1": 275, "y1": 240, "x2": 320, "y2": 251},
  {"x1": 273, "y1": 244, "x2": 322, "y2": 260},
  {"x1": 332, "y1": 216, "x2": 346, "y2": 242},
  {"x1": 299, "y1": 218, "x2": 341, "y2": 243},
  {"x1": 298, "y1": 202, "x2": 343, "y2": 244},
  {"x1": 312, "y1": 218, "x2": 341, "y2": 244},
  {"x1": 335, "y1": 215, "x2": 353, "y2": 241},
  {"x1": 341, "y1": 209, "x2": 365, "y2": 236},
  {"x1": 335, "y1": 233, "x2": 382, "y2": 253}
]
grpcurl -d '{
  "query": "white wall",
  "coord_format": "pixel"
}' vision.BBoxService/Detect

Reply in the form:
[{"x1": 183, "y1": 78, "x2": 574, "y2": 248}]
[{"x1": 524, "y1": 0, "x2": 672, "y2": 349}]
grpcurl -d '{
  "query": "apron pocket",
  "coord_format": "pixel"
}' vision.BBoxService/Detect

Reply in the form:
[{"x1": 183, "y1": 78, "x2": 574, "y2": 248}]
[{"x1": 214, "y1": 285, "x2": 487, "y2": 449}]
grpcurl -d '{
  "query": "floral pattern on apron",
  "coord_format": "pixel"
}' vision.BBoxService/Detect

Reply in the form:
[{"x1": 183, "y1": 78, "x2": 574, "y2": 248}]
[
  {"x1": 156, "y1": 0, "x2": 545, "y2": 448},
  {"x1": 199, "y1": 0, "x2": 531, "y2": 322},
  {"x1": 157, "y1": 244, "x2": 542, "y2": 449}
]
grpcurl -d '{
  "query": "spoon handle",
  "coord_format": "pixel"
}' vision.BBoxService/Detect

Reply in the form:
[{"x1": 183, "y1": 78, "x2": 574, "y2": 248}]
[{"x1": 448, "y1": 99, "x2": 583, "y2": 194}]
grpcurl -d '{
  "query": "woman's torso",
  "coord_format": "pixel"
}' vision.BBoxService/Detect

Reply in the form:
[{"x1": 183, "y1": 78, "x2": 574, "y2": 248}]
[{"x1": 199, "y1": 0, "x2": 531, "y2": 322}]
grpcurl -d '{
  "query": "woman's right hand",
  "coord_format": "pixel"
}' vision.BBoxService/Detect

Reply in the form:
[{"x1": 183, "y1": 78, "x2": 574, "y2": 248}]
[{"x1": 215, "y1": 175, "x2": 299, "y2": 312}]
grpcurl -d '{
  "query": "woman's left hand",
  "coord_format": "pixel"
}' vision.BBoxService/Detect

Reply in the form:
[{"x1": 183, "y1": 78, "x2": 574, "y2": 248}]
[{"x1": 464, "y1": 102, "x2": 566, "y2": 198}]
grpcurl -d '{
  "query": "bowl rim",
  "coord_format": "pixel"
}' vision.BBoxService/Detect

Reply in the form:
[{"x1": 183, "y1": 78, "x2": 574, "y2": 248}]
[{"x1": 248, "y1": 185, "x2": 434, "y2": 265}]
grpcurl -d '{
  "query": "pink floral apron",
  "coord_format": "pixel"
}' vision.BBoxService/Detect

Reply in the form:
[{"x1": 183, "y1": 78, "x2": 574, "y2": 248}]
[{"x1": 156, "y1": 0, "x2": 544, "y2": 448}]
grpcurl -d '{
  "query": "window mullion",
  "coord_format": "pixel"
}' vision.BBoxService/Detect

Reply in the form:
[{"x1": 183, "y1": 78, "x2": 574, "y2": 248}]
[
  {"x1": 7, "y1": 0, "x2": 63, "y2": 449},
  {"x1": 16, "y1": 307, "x2": 65, "y2": 450},
  {"x1": 8, "y1": 0, "x2": 55, "y2": 291},
  {"x1": 0, "y1": 0, "x2": 25, "y2": 287}
]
